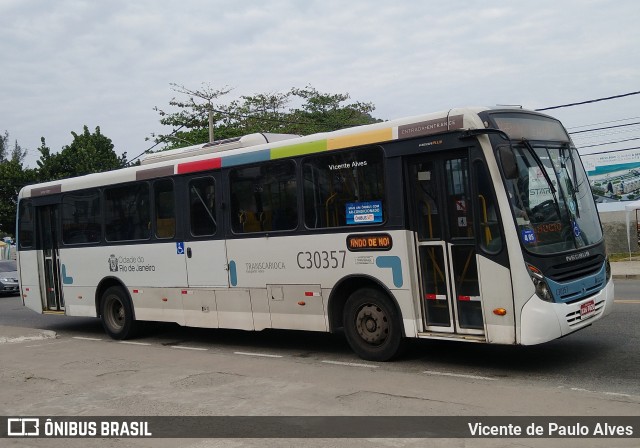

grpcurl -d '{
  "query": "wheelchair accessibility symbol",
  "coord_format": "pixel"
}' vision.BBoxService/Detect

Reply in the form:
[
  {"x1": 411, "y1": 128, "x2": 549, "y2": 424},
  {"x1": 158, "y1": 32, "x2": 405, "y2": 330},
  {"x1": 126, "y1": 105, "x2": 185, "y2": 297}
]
[{"x1": 176, "y1": 242, "x2": 185, "y2": 255}]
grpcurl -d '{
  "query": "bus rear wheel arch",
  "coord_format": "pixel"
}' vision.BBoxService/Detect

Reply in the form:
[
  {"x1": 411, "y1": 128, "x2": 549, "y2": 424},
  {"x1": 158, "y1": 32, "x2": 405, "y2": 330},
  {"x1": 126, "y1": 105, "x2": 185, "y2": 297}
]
[
  {"x1": 343, "y1": 287, "x2": 403, "y2": 362},
  {"x1": 100, "y1": 285, "x2": 137, "y2": 340}
]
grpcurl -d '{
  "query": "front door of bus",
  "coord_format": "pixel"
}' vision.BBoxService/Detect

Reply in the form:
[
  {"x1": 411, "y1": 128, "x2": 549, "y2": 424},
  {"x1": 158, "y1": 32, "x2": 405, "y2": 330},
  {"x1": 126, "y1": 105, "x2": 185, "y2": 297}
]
[
  {"x1": 408, "y1": 151, "x2": 484, "y2": 335},
  {"x1": 37, "y1": 204, "x2": 65, "y2": 312}
]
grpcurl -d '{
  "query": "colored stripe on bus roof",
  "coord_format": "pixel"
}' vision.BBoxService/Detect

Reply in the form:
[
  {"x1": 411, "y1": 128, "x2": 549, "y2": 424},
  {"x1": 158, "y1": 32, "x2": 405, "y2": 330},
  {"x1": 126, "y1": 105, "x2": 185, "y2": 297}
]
[
  {"x1": 270, "y1": 140, "x2": 327, "y2": 159},
  {"x1": 136, "y1": 165, "x2": 174, "y2": 180},
  {"x1": 327, "y1": 128, "x2": 393, "y2": 150},
  {"x1": 222, "y1": 150, "x2": 271, "y2": 167},
  {"x1": 177, "y1": 157, "x2": 221, "y2": 174},
  {"x1": 176, "y1": 126, "x2": 394, "y2": 173}
]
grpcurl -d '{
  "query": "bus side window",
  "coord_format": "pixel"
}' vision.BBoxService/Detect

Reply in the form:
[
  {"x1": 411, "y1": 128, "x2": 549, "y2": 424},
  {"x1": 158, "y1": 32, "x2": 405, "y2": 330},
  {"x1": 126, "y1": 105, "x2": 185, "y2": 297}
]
[
  {"x1": 62, "y1": 190, "x2": 102, "y2": 245},
  {"x1": 154, "y1": 179, "x2": 175, "y2": 239},
  {"x1": 105, "y1": 183, "x2": 151, "y2": 242},
  {"x1": 303, "y1": 147, "x2": 385, "y2": 229},
  {"x1": 18, "y1": 200, "x2": 34, "y2": 249},
  {"x1": 230, "y1": 161, "x2": 297, "y2": 234},
  {"x1": 474, "y1": 161, "x2": 503, "y2": 253},
  {"x1": 189, "y1": 177, "x2": 216, "y2": 237}
]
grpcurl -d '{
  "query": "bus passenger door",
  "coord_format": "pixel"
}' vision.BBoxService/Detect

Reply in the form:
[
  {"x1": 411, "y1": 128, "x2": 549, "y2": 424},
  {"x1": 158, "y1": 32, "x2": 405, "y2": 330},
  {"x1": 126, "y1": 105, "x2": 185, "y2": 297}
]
[
  {"x1": 408, "y1": 152, "x2": 484, "y2": 336},
  {"x1": 183, "y1": 175, "x2": 229, "y2": 287},
  {"x1": 36, "y1": 204, "x2": 65, "y2": 312}
]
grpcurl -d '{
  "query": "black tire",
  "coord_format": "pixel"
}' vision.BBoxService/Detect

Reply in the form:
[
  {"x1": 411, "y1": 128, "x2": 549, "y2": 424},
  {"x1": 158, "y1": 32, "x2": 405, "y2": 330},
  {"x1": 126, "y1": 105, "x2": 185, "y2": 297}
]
[
  {"x1": 343, "y1": 288, "x2": 403, "y2": 362},
  {"x1": 100, "y1": 286, "x2": 136, "y2": 340}
]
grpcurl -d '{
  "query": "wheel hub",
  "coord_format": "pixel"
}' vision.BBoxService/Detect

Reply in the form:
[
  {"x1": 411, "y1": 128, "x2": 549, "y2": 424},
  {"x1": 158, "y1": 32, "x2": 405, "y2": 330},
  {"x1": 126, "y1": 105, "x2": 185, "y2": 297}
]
[{"x1": 355, "y1": 304, "x2": 389, "y2": 345}]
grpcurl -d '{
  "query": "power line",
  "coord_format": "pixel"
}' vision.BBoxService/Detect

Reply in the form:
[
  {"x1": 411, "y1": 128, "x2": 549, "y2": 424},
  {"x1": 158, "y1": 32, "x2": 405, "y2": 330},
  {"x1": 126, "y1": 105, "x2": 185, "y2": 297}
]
[
  {"x1": 568, "y1": 121, "x2": 640, "y2": 135},
  {"x1": 576, "y1": 137, "x2": 640, "y2": 149},
  {"x1": 536, "y1": 90, "x2": 640, "y2": 111},
  {"x1": 127, "y1": 125, "x2": 185, "y2": 165},
  {"x1": 580, "y1": 146, "x2": 640, "y2": 156},
  {"x1": 566, "y1": 116, "x2": 640, "y2": 130}
]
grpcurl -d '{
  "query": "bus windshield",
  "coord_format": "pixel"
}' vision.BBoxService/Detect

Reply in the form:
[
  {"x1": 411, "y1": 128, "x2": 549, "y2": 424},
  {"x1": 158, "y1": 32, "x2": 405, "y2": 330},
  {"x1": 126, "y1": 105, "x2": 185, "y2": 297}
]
[{"x1": 503, "y1": 142, "x2": 603, "y2": 254}]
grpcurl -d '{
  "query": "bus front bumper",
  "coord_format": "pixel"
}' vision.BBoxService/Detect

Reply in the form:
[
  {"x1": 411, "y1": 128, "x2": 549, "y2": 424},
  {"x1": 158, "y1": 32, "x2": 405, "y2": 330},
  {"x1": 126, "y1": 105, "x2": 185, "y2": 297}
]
[{"x1": 519, "y1": 279, "x2": 615, "y2": 345}]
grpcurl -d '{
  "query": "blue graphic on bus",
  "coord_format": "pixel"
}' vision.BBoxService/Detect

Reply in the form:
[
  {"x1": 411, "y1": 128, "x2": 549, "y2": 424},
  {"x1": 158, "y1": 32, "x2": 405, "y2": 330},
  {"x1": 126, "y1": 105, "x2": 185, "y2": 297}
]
[
  {"x1": 176, "y1": 242, "x2": 184, "y2": 255},
  {"x1": 61, "y1": 264, "x2": 74, "y2": 285},
  {"x1": 346, "y1": 201, "x2": 383, "y2": 225},
  {"x1": 375, "y1": 256, "x2": 403, "y2": 288},
  {"x1": 572, "y1": 221, "x2": 581, "y2": 238},
  {"x1": 521, "y1": 229, "x2": 536, "y2": 244}
]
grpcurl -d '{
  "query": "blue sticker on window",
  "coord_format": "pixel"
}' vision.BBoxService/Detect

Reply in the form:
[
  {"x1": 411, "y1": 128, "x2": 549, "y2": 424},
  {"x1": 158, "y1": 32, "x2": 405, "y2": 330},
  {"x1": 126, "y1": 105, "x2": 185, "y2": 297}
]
[
  {"x1": 572, "y1": 221, "x2": 581, "y2": 238},
  {"x1": 522, "y1": 229, "x2": 536, "y2": 244},
  {"x1": 346, "y1": 201, "x2": 383, "y2": 225}
]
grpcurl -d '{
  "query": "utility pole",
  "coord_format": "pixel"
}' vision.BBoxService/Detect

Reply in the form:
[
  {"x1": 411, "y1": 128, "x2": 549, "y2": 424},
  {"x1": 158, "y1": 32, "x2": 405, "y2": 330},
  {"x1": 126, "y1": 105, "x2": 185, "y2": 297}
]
[{"x1": 208, "y1": 110, "x2": 214, "y2": 143}]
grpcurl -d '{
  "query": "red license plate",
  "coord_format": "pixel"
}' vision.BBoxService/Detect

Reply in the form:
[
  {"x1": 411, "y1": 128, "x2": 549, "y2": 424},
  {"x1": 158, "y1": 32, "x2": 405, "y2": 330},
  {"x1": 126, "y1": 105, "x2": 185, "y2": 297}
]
[{"x1": 580, "y1": 300, "x2": 595, "y2": 318}]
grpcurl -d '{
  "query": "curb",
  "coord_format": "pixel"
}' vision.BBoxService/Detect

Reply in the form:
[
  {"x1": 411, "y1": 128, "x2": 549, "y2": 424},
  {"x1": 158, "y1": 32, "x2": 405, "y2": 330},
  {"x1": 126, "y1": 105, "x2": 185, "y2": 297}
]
[{"x1": 613, "y1": 274, "x2": 640, "y2": 280}]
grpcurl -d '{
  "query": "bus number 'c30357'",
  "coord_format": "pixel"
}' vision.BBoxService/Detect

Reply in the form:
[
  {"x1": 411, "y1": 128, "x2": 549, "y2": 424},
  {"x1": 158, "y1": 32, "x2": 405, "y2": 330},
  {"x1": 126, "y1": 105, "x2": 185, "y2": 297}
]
[{"x1": 297, "y1": 250, "x2": 346, "y2": 269}]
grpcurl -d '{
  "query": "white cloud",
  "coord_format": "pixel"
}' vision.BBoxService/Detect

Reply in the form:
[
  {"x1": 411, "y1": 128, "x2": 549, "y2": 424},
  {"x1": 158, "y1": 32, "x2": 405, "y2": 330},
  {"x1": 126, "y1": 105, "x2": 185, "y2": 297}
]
[{"x1": 1, "y1": 0, "x2": 639, "y2": 166}]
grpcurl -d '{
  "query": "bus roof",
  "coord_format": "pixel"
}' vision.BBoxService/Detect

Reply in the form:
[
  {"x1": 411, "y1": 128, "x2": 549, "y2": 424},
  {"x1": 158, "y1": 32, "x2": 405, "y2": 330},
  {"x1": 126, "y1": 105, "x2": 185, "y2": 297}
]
[{"x1": 20, "y1": 106, "x2": 491, "y2": 199}]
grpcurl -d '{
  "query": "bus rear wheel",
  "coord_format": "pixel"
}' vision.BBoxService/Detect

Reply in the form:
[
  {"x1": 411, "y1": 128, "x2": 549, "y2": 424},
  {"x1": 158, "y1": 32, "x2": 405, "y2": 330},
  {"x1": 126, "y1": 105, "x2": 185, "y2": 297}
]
[
  {"x1": 343, "y1": 288, "x2": 403, "y2": 362},
  {"x1": 100, "y1": 286, "x2": 136, "y2": 340}
]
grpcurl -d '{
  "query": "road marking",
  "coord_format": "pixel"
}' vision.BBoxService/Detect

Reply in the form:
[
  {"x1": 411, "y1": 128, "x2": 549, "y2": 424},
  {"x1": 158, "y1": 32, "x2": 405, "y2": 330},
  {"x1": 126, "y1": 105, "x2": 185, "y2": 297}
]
[
  {"x1": 571, "y1": 387, "x2": 636, "y2": 399},
  {"x1": 170, "y1": 345, "x2": 208, "y2": 351},
  {"x1": 25, "y1": 340, "x2": 70, "y2": 348},
  {"x1": 119, "y1": 341, "x2": 152, "y2": 346},
  {"x1": 72, "y1": 336, "x2": 103, "y2": 341},
  {"x1": 603, "y1": 391, "x2": 636, "y2": 398},
  {"x1": 423, "y1": 370, "x2": 496, "y2": 381},
  {"x1": 322, "y1": 360, "x2": 379, "y2": 368},
  {"x1": 234, "y1": 351, "x2": 283, "y2": 358},
  {"x1": 614, "y1": 299, "x2": 640, "y2": 304}
]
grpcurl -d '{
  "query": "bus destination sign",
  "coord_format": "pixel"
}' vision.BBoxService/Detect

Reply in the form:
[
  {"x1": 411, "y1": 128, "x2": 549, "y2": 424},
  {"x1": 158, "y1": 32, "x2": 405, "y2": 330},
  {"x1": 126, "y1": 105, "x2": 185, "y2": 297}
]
[{"x1": 346, "y1": 233, "x2": 393, "y2": 252}]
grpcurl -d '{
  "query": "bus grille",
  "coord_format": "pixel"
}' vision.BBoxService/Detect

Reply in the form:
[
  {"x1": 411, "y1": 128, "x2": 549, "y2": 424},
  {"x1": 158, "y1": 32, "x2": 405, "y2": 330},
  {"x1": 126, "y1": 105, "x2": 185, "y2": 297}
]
[
  {"x1": 547, "y1": 254, "x2": 604, "y2": 283},
  {"x1": 565, "y1": 300, "x2": 605, "y2": 327}
]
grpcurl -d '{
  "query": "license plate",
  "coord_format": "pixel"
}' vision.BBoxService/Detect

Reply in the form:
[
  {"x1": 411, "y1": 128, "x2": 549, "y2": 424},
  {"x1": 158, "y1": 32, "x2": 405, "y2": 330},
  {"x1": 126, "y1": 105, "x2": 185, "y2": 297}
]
[{"x1": 580, "y1": 300, "x2": 595, "y2": 318}]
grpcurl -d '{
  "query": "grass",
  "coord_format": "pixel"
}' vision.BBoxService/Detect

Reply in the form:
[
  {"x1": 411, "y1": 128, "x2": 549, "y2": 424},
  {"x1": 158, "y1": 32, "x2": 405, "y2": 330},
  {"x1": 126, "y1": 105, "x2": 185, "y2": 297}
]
[{"x1": 609, "y1": 252, "x2": 640, "y2": 262}]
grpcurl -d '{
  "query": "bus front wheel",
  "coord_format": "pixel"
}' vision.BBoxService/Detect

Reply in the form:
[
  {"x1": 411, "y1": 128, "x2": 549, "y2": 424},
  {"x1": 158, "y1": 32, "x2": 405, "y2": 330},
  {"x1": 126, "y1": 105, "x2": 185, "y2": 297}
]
[
  {"x1": 100, "y1": 286, "x2": 136, "y2": 340},
  {"x1": 343, "y1": 288, "x2": 403, "y2": 362}
]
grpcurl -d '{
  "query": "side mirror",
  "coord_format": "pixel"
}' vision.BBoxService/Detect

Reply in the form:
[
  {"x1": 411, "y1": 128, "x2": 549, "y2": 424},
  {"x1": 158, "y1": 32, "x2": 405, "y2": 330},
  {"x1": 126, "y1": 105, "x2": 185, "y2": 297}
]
[{"x1": 498, "y1": 146, "x2": 518, "y2": 179}]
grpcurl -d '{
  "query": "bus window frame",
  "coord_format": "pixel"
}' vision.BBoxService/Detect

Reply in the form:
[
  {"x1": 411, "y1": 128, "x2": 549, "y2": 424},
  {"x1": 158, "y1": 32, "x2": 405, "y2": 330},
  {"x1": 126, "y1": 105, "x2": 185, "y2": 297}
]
[
  {"x1": 104, "y1": 181, "x2": 152, "y2": 243},
  {"x1": 301, "y1": 145, "x2": 389, "y2": 231},
  {"x1": 228, "y1": 159, "x2": 300, "y2": 236}
]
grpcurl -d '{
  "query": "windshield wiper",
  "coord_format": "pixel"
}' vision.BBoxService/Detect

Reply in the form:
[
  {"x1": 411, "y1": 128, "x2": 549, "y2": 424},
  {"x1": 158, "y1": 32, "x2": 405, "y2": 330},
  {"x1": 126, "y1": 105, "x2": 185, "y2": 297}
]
[
  {"x1": 521, "y1": 138, "x2": 556, "y2": 195},
  {"x1": 520, "y1": 138, "x2": 563, "y2": 219}
]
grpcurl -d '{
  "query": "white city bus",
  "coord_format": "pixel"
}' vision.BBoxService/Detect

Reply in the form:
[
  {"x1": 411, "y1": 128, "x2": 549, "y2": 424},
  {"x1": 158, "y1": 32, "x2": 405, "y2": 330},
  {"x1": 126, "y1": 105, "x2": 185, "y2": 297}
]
[{"x1": 16, "y1": 107, "x2": 614, "y2": 361}]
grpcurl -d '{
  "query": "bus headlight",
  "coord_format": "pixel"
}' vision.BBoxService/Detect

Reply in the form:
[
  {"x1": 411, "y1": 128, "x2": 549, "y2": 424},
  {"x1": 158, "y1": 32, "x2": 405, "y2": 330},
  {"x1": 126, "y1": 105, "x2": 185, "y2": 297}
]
[
  {"x1": 527, "y1": 264, "x2": 554, "y2": 302},
  {"x1": 532, "y1": 277, "x2": 553, "y2": 302}
]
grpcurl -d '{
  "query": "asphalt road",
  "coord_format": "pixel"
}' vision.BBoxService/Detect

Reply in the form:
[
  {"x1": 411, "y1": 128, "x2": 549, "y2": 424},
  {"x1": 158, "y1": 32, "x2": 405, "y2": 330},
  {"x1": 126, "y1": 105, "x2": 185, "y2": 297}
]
[
  {"x1": 0, "y1": 281, "x2": 639, "y2": 447},
  {"x1": 1, "y1": 279, "x2": 638, "y2": 398}
]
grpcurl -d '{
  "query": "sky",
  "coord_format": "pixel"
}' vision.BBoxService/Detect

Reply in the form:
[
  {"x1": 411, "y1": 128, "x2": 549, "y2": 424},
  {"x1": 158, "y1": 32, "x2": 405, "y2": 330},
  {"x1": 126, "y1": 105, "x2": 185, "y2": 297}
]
[{"x1": 1, "y1": 0, "x2": 639, "y2": 168}]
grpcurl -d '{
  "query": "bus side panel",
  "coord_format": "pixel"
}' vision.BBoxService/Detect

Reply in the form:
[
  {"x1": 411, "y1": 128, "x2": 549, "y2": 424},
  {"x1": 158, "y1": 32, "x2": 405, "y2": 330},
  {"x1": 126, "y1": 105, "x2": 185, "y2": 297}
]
[
  {"x1": 63, "y1": 286, "x2": 98, "y2": 316},
  {"x1": 58, "y1": 244, "x2": 188, "y2": 318},
  {"x1": 226, "y1": 230, "x2": 416, "y2": 335},
  {"x1": 18, "y1": 251, "x2": 43, "y2": 313},
  {"x1": 477, "y1": 255, "x2": 516, "y2": 344}
]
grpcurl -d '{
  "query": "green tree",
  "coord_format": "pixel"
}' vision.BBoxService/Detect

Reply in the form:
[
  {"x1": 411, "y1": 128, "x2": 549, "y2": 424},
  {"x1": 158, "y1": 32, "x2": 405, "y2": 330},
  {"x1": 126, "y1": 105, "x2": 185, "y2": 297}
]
[
  {"x1": 0, "y1": 130, "x2": 28, "y2": 164},
  {"x1": 151, "y1": 83, "x2": 233, "y2": 149},
  {"x1": 0, "y1": 160, "x2": 36, "y2": 236},
  {"x1": 287, "y1": 85, "x2": 380, "y2": 134},
  {"x1": 36, "y1": 126, "x2": 128, "y2": 182},
  {"x1": 0, "y1": 131, "x2": 36, "y2": 236},
  {"x1": 150, "y1": 84, "x2": 381, "y2": 151}
]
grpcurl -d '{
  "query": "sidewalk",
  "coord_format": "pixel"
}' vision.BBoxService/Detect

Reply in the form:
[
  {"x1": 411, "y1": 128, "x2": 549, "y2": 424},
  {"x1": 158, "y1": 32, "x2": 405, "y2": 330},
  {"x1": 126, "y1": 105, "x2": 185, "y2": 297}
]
[{"x1": 611, "y1": 259, "x2": 640, "y2": 280}]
